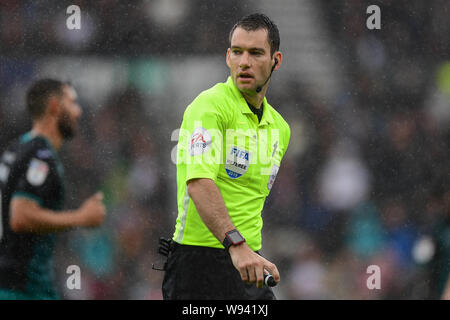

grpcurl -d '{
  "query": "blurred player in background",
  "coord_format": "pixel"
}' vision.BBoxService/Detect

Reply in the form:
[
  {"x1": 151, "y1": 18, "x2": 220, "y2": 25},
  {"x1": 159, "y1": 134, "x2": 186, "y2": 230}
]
[{"x1": 0, "y1": 79, "x2": 106, "y2": 300}]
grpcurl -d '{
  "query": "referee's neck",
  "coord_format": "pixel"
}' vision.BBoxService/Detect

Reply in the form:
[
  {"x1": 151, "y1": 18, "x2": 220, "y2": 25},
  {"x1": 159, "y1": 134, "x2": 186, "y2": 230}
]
[{"x1": 242, "y1": 91, "x2": 265, "y2": 109}]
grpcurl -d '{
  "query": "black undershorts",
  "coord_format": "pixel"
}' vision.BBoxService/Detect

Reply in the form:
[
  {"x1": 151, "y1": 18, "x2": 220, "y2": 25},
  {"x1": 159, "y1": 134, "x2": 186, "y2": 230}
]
[{"x1": 162, "y1": 242, "x2": 276, "y2": 300}]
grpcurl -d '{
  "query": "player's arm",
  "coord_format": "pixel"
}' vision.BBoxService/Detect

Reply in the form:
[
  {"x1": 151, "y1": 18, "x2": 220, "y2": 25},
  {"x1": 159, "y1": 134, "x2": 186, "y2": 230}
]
[
  {"x1": 10, "y1": 192, "x2": 105, "y2": 234},
  {"x1": 187, "y1": 178, "x2": 280, "y2": 288}
]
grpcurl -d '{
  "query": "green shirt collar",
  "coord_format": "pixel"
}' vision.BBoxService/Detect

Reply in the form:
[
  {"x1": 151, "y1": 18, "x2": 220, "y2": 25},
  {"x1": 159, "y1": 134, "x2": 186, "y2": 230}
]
[{"x1": 225, "y1": 76, "x2": 274, "y2": 125}]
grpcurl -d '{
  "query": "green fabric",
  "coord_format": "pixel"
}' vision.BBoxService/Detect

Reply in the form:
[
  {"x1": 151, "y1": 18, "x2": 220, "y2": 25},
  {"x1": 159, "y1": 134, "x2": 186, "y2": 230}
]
[
  {"x1": 0, "y1": 288, "x2": 58, "y2": 300},
  {"x1": 11, "y1": 191, "x2": 43, "y2": 206}
]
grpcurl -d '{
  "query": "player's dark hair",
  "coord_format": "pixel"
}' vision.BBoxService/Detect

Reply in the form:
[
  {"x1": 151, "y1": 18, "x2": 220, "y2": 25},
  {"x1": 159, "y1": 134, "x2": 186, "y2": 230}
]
[
  {"x1": 229, "y1": 13, "x2": 280, "y2": 56},
  {"x1": 26, "y1": 79, "x2": 67, "y2": 120}
]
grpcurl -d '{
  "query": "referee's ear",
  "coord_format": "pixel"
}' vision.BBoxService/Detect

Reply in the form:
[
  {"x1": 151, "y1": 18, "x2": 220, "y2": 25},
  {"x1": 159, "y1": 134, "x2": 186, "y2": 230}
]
[
  {"x1": 272, "y1": 51, "x2": 282, "y2": 72},
  {"x1": 226, "y1": 48, "x2": 231, "y2": 69}
]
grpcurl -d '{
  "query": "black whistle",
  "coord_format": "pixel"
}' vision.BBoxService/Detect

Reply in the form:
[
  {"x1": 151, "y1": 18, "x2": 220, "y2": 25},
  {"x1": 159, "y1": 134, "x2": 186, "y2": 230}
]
[{"x1": 264, "y1": 273, "x2": 277, "y2": 287}]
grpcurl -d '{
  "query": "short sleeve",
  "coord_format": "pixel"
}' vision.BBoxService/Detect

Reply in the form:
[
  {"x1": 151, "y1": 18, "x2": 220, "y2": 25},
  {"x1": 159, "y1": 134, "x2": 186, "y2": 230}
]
[
  {"x1": 12, "y1": 156, "x2": 53, "y2": 206},
  {"x1": 177, "y1": 93, "x2": 227, "y2": 184}
]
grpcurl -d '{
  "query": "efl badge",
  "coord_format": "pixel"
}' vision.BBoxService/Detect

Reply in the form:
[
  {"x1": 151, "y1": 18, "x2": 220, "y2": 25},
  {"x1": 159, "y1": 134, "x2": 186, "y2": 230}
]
[
  {"x1": 26, "y1": 158, "x2": 49, "y2": 186},
  {"x1": 225, "y1": 146, "x2": 251, "y2": 179},
  {"x1": 190, "y1": 127, "x2": 212, "y2": 156},
  {"x1": 267, "y1": 164, "x2": 279, "y2": 190}
]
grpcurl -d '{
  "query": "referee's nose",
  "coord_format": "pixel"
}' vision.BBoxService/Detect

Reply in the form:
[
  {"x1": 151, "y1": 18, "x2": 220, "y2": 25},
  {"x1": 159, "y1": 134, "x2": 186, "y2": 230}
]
[{"x1": 239, "y1": 51, "x2": 251, "y2": 69}]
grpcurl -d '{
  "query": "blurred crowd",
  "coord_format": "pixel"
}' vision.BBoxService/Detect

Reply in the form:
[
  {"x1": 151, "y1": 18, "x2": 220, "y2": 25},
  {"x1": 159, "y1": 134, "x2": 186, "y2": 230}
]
[
  {"x1": 0, "y1": 0, "x2": 243, "y2": 56},
  {"x1": 263, "y1": 0, "x2": 449, "y2": 299},
  {"x1": 0, "y1": 0, "x2": 449, "y2": 299}
]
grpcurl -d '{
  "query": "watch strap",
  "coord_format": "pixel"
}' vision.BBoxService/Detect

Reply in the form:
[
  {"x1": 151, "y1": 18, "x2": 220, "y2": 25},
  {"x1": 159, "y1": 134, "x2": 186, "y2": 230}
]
[{"x1": 222, "y1": 229, "x2": 245, "y2": 252}]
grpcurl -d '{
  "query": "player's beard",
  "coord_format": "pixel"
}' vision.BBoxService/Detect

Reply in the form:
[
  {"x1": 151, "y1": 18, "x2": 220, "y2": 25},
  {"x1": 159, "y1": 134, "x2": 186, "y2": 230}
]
[{"x1": 57, "y1": 108, "x2": 76, "y2": 140}]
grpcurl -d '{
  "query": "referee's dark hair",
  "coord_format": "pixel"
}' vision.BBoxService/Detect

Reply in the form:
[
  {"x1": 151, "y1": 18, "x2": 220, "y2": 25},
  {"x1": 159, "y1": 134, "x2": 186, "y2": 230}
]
[
  {"x1": 229, "y1": 13, "x2": 280, "y2": 56},
  {"x1": 26, "y1": 78, "x2": 67, "y2": 120}
]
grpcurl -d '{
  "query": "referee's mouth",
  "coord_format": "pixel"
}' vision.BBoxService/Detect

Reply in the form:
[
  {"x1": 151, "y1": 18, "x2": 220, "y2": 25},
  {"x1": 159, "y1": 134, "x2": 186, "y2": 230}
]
[{"x1": 238, "y1": 73, "x2": 254, "y2": 82}]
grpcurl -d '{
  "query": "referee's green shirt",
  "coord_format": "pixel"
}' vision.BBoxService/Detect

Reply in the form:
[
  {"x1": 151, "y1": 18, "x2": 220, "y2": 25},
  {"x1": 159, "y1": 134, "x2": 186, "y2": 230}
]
[{"x1": 173, "y1": 76, "x2": 290, "y2": 251}]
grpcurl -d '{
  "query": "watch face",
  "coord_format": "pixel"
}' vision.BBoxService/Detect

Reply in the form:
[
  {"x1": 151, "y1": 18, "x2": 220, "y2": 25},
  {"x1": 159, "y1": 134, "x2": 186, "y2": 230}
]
[{"x1": 227, "y1": 230, "x2": 244, "y2": 244}]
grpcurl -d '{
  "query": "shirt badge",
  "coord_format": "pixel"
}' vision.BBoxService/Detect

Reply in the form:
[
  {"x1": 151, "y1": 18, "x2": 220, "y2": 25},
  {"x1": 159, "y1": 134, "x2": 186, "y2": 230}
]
[
  {"x1": 26, "y1": 158, "x2": 49, "y2": 186},
  {"x1": 190, "y1": 127, "x2": 212, "y2": 156},
  {"x1": 225, "y1": 146, "x2": 251, "y2": 179}
]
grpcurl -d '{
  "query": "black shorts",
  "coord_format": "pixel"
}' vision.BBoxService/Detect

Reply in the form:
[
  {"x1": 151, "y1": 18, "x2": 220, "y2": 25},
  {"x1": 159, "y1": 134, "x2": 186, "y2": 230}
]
[{"x1": 162, "y1": 242, "x2": 276, "y2": 300}]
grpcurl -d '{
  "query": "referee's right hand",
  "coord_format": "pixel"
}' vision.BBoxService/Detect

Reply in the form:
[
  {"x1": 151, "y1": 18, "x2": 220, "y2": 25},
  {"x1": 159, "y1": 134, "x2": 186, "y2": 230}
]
[{"x1": 229, "y1": 242, "x2": 280, "y2": 288}]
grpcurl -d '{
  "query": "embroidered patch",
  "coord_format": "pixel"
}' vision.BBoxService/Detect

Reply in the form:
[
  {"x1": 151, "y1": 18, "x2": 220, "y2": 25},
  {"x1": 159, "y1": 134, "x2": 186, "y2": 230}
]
[
  {"x1": 225, "y1": 146, "x2": 251, "y2": 179},
  {"x1": 26, "y1": 158, "x2": 49, "y2": 186},
  {"x1": 189, "y1": 127, "x2": 212, "y2": 156}
]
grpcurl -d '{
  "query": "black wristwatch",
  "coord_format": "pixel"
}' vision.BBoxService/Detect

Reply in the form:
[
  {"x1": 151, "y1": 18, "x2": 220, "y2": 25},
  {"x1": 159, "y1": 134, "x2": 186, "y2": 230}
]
[{"x1": 222, "y1": 229, "x2": 245, "y2": 252}]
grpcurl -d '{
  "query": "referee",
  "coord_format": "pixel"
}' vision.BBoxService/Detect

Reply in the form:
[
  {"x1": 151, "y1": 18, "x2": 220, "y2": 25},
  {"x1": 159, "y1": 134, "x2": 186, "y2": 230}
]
[
  {"x1": 162, "y1": 14, "x2": 290, "y2": 299},
  {"x1": 0, "y1": 79, "x2": 106, "y2": 299}
]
